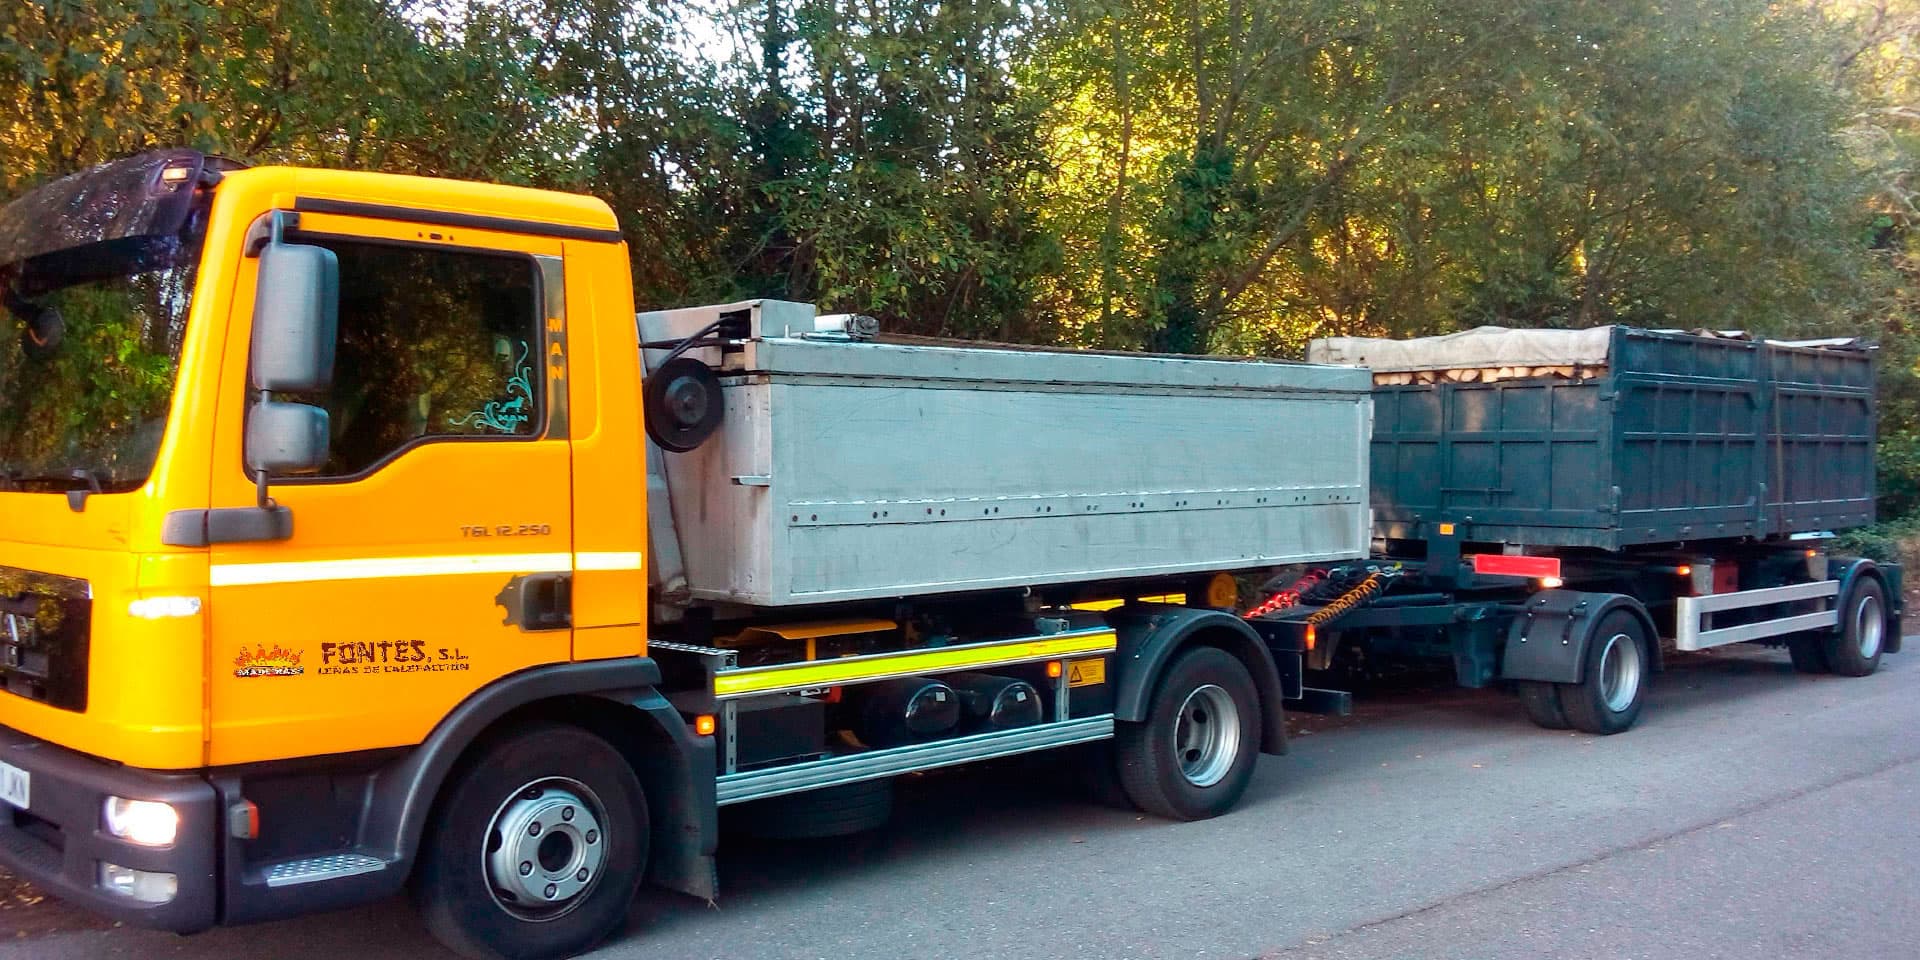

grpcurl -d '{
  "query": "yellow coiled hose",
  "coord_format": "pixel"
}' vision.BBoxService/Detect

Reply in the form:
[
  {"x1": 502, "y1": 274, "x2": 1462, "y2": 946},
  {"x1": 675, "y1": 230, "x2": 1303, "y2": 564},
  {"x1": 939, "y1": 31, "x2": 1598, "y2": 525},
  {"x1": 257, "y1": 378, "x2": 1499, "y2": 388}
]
[{"x1": 1303, "y1": 571, "x2": 1387, "y2": 626}]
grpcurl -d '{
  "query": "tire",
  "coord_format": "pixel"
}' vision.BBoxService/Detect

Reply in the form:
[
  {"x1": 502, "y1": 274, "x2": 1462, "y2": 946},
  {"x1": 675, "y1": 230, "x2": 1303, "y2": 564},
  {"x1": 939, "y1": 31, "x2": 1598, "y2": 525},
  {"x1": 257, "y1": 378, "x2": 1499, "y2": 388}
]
[
  {"x1": 1558, "y1": 610, "x2": 1650, "y2": 736},
  {"x1": 1824, "y1": 576, "x2": 1887, "y2": 678},
  {"x1": 1517, "y1": 680, "x2": 1571, "y2": 730},
  {"x1": 1786, "y1": 634, "x2": 1830, "y2": 674},
  {"x1": 413, "y1": 725, "x2": 648, "y2": 960},
  {"x1": 1116, "y1": 646, "x2": 1261, "y2": 821},
  {"x1": 725, "y1": 777, "x2": 894, "y2": 840}
]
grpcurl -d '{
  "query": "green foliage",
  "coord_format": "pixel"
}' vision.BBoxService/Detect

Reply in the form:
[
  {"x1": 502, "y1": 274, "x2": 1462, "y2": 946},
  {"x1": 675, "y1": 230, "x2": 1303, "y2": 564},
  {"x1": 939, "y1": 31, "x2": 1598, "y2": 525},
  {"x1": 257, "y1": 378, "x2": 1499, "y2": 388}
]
[
  {"x1": 1834, "y1": 513, "x2": 1920, "y2": 563},
  {"x1": 711, "y1": 0, "x2": 1067, "y2": 338},
  {"x1": 0, "y1": 255, "x2": 193, "y2": 485},
  {"x1": 2, "y1": 0, "x2": 1916, "y2": 503},
  {"x1": 1035, "y1": 0, "x2": 1877, "y2": 356}
]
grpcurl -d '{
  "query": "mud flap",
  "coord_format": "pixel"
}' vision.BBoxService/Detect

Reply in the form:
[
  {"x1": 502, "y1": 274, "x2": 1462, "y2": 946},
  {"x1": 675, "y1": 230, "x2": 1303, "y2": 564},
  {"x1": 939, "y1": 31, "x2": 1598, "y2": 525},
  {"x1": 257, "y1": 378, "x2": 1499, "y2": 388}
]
[{"x1": 1499, "y1": 590, "x2": 1656, "y2": 684}]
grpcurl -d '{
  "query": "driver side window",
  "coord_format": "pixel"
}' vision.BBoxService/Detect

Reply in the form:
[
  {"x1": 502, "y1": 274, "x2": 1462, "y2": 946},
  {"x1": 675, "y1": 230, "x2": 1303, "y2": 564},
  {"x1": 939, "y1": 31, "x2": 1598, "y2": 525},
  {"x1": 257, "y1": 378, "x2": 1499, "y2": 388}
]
[{"x1": 305, "y1": 238, "x2": 542, "y2": 478}]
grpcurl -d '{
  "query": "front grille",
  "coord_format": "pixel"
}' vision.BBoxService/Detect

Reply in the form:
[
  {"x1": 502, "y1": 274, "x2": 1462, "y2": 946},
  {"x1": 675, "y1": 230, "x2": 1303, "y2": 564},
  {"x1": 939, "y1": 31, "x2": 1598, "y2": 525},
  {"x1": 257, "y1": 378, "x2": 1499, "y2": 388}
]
[{"x1": 0, "y1": 567, "x2": 90, "y2": 712}]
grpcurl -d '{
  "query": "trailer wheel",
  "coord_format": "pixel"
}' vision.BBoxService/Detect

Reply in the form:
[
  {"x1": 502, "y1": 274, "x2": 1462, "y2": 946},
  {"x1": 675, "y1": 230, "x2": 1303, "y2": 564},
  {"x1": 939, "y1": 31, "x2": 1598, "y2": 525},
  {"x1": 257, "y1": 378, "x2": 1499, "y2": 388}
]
[
  {"x1": 413, "y1": 725, "x2": 648, "y2": 960},
  {"x1": 1785, "y1": 635, "x2": 1830, "y2": 674},
  {"x1": 1116, "y1": 646, "x2": 1260, "y2": 821},
  {"x1": 1558, "y1": 611, "x2": 1649, "y2": 736},
  {"x1": 1824, "y1": 576, "x2": 1887, "y2": 678},
  {"x1": 1516, "y1": 681, "x2": 1571, "y2": 730}
]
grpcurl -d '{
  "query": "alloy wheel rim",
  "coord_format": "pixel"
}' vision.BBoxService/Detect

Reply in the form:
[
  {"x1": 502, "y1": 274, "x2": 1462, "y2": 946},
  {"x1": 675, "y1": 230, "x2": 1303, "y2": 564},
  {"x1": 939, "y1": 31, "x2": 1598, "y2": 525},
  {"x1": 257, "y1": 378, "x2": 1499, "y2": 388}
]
[
  {"x1": 1856, "y1": 593, "x2": 1885, "y2": 660},
  {"x1": 483, "y1": 777, "x2": 608, "y2": 922},
  {"x1": 1174, "y1": 684, "x2": 1241, "y2": 787},
  {"x1": 1598, "y1": 632, "x2": 1642, "y2": 713}
]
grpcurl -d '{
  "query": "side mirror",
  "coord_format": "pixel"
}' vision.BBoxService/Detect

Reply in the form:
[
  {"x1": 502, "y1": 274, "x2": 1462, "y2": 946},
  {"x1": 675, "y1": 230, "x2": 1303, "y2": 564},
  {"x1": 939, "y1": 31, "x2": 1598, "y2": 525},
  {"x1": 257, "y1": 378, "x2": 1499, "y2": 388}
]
[
  {"x1": 246, "y1": 401, "x2": 330, "y2": 477},
  {"x1": 250, "y1": 236, "x2": 339, "y2": 393},
  {"x1": 245, "y1": 217, "x2": 338, "y2": 497}
]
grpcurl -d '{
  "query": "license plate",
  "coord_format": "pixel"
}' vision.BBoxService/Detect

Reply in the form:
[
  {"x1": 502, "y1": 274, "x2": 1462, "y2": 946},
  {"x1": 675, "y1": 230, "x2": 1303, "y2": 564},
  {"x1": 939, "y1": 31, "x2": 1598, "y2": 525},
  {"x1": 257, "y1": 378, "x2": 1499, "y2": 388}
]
[{"x1": 0, "y1": 762, "x2": 28, "y2": 810}]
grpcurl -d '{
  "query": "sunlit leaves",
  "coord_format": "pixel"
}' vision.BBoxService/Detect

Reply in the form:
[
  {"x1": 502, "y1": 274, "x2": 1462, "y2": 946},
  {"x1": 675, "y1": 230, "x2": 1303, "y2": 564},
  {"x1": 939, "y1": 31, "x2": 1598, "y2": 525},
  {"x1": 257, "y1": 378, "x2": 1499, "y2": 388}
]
[{"x1": 0, "y1": 0, "x2": 1903, "y2": 379}]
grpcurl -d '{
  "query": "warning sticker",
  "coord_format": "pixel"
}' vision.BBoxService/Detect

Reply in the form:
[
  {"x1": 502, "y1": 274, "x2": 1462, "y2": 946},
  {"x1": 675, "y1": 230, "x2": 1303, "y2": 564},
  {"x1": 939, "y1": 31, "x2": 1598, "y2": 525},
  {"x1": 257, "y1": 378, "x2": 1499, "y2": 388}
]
[{"x1": 1067, "y1": 657, "x2": 1106, "y2": 688}]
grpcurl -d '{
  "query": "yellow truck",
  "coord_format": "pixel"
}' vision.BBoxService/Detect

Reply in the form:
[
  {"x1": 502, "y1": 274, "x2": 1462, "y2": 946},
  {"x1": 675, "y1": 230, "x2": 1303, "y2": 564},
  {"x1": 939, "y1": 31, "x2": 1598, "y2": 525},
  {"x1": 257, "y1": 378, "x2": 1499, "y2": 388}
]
[{"x1": 0, "y1": 150, "x2": 1374, "y2": 958}]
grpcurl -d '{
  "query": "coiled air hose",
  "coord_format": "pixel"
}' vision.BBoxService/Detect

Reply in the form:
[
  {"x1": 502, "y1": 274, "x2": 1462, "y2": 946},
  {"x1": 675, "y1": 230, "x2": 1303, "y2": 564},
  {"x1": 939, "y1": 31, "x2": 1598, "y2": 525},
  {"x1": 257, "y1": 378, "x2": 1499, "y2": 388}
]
[
  {"x1": 1243, "y1": 569, "x2": 1326, "y2": 620},
  {"x1": 1304, "y1": 571, "x2": 1388, "y2": 626}
]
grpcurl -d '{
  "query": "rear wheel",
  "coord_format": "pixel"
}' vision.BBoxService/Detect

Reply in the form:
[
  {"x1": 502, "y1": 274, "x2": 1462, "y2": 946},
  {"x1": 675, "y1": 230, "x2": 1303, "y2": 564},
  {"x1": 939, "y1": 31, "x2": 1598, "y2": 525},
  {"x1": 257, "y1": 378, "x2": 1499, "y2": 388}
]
[
  {"x1": 1559, "y1": 611, "x2": 1649, "y2": 736},
  {"x1": 1824, "y1": 577, "x2": 1887, "y2": 678},
  {"x1": 1116, "y1": 646, "x2": 1261, "y2": 821},
  {"x1": 413, "y1": 725, "x2": 648, "y2": 960},
  {"x1": 1517, "y1": 680, "x2": 1571, "y2": 730}
]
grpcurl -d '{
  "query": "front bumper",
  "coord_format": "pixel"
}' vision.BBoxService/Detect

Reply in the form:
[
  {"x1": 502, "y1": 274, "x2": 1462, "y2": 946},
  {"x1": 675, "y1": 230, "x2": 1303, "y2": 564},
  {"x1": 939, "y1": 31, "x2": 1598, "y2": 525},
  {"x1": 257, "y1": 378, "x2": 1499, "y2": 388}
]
[{"x1": 0, "y1": 724, "x2": 217, "y2": 932}]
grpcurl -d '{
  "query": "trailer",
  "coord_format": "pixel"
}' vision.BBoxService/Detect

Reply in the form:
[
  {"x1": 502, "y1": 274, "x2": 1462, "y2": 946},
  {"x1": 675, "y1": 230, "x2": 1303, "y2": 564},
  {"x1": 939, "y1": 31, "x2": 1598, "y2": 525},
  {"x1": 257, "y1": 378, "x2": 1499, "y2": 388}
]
[{"x1": 1260, "y1": 326, "x2": 1902, "y2": 734}]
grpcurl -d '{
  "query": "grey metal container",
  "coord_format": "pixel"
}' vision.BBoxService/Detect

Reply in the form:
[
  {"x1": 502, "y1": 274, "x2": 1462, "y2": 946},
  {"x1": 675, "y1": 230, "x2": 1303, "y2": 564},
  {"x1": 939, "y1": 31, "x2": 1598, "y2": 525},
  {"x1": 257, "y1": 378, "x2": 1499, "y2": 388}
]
[
  {"x1": 642, "y1": 300, "x2": 1373, "y2": 607},
  {"x1": 1317, "y1": 326, "x2": 1874, "y2": 550}
]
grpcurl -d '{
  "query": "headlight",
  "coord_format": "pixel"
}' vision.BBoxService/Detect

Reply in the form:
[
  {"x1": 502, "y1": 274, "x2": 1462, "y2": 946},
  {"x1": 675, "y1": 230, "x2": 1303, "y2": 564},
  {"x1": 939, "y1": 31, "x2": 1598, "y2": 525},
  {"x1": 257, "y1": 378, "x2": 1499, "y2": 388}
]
[{"x1": 103, "y1": 797, "x2": 179, "y2": 846}]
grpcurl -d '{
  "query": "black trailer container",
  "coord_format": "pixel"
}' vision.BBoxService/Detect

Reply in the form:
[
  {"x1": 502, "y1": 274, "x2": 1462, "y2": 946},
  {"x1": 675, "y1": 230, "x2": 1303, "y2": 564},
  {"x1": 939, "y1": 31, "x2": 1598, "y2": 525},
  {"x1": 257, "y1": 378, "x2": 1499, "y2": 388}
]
[
  {"x1": 1256, "y1": 327, "x2": 1900, "y2": 737},
  {"x1": 1332, "y1": 326, "x2": 1876, "y2": 550}
]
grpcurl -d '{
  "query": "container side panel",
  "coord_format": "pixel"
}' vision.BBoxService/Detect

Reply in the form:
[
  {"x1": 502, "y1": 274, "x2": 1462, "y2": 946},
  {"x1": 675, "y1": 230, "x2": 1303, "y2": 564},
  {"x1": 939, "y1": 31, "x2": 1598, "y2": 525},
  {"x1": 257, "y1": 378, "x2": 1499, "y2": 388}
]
[
  {"x1": 757, "y1": 381, "x2": 1368, "y2": 603},
  {"x1": 1765, "y1": 342, "x2": 1874, "y2": 533},
  {"x1": 662, "y1": 381, "x2": 775, "y2": 601},
  {"x1": 1369, "y1": 389, "x2": 1441, "y2": 526},
  {"x1": 660, "y1": 338, "x2": 1372, "y2": 606},
  {"x1": 1363, "y1": 325, "x2": 1874, "y2": 549}
]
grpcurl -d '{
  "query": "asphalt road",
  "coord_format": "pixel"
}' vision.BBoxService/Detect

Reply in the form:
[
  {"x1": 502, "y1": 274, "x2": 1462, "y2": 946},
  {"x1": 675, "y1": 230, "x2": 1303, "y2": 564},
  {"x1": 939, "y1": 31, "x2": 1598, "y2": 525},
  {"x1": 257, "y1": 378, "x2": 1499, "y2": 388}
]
[{"x1": 2, "y1": 643, "x2": 1915, "y2": 960}]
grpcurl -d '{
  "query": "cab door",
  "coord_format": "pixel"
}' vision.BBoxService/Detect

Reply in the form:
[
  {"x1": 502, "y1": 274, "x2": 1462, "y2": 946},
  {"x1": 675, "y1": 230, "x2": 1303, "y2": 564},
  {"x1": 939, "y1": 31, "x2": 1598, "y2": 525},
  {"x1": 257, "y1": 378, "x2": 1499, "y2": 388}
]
[{"x1": 206, "y1": 209, "x2": 574, "y2": 766}]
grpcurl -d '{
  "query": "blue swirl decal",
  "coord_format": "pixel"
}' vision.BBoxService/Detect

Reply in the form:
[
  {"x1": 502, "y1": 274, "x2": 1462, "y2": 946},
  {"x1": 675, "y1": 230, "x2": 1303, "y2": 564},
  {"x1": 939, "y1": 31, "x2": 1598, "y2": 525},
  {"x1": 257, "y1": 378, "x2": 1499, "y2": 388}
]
[{"x1": 449, "y1": 341, "x2": 534, "y2": 433}]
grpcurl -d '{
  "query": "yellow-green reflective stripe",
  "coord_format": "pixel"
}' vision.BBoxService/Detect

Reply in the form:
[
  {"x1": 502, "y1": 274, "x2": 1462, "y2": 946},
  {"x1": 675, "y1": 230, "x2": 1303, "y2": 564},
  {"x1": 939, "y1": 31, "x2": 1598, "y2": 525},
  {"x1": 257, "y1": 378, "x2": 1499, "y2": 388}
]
[{"x1": 713, "y1": 630, "x2": 1117, "y2": 699}]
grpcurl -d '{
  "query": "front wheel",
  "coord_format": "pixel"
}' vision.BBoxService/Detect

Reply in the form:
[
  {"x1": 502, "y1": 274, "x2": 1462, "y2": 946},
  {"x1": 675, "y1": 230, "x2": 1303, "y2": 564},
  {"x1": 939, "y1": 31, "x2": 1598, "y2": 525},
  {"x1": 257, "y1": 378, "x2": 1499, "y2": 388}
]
[
  {"x1": 1558, "y1": 610, "x2": 1650, "y2": 736},
  {"x1": 1116, "y1": 646, "x2": 1261, "y2": 821},
  {"x1": 413, "y1": 725, "x2": 648, "y2": 960},
  {"x1": 1824, "y1": 576, "x2": 1887, "y2": 678}
]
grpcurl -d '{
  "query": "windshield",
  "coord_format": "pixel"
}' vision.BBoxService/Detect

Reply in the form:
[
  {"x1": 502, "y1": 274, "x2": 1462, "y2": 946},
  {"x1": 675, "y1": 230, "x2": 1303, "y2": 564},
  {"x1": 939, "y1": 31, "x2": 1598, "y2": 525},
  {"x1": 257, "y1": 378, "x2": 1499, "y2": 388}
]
[{"x1": 0, "y1": 228, "x2": 204, "y2": 494}]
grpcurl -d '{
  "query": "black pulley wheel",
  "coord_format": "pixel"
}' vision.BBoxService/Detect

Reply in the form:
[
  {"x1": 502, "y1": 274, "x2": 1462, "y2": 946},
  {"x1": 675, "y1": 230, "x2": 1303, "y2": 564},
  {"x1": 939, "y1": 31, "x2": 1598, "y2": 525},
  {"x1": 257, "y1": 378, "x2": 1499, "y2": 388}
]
[{"x1": 644, "y1": 356, "x2": 725, "y2": 452}]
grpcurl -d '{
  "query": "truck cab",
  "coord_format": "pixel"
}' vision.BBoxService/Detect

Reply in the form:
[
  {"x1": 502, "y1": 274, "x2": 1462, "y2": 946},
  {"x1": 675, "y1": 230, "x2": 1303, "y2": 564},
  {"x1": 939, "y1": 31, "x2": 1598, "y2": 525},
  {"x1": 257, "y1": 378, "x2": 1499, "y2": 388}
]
[{"x1": 0, "y1": 149, "x2": 659, "y2": 938}]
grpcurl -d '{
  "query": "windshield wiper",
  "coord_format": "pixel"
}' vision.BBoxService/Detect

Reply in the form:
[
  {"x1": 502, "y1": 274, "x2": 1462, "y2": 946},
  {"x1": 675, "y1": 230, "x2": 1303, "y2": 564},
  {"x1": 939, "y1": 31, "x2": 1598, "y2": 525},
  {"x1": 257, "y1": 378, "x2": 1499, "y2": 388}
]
[{"x1": 0, "y1": 468, "x2": 104, "y2": 511}]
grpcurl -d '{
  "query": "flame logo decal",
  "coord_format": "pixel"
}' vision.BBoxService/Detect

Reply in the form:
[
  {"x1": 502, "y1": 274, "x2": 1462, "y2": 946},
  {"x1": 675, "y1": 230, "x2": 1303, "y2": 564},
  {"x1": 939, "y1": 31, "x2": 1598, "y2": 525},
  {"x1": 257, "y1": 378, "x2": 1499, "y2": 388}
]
[{"x1": 234, "y1": 644, "x2": 305, "y2": 678}]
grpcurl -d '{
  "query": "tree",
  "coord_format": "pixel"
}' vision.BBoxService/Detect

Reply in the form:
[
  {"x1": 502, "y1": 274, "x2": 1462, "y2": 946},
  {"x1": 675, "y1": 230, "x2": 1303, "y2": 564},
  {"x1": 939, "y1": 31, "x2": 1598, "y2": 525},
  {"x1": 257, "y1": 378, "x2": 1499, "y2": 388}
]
[{"x1": 709, "y1": 0, "x2": 1064, "y2": 338}]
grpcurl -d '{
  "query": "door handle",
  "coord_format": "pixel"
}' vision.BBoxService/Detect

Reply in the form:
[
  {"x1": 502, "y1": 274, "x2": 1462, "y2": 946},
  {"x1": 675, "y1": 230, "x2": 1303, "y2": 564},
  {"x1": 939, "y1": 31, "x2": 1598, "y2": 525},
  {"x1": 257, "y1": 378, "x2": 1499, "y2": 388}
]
[{"x1": 496, "y1": 573, "x2": 571, "y2": 631}]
